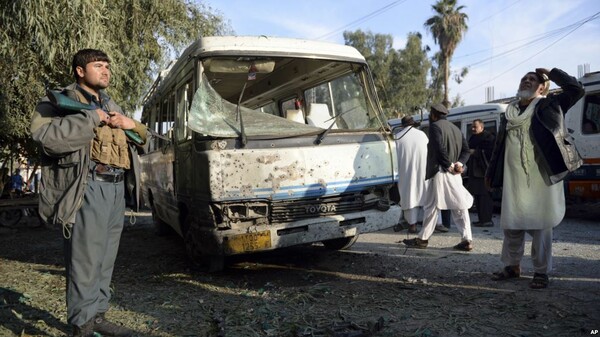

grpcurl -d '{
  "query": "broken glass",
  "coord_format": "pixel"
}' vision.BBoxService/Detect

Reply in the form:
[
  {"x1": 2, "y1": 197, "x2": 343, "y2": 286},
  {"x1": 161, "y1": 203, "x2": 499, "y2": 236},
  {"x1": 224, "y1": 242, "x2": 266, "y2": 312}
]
[{"x1": 188, "y1": 74, "x2": 322, "y2": 138}]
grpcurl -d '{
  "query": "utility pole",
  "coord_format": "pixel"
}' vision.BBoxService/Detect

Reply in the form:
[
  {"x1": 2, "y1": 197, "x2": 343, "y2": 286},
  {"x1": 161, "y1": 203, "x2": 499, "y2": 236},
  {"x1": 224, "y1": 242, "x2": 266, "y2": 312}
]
[{"x1": 485, "y1": 86, "x2": 495, "y2": 103}]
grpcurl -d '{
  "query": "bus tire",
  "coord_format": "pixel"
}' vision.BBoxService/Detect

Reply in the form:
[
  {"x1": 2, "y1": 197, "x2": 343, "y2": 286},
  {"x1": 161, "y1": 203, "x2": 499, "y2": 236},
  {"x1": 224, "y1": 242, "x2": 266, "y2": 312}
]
[
  {"x1": 184, "y1": 223, "x2": 225, "y2": 272},
  {"x1": 151, "y1": 204, "x2": 172, "y2": 236},
  {"x1": 322, "y1": 235, "x2": 359, "y2": 250}
]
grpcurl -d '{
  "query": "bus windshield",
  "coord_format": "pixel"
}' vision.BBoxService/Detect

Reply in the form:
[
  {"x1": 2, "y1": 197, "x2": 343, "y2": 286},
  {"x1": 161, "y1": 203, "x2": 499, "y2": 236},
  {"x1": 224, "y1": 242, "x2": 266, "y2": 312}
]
[
  {"x1": 187, "y1": 57, "x2": 381, "y2": 138},
  {"x1": 188, "y1": 74, "x2": 321, "y2": 138}
]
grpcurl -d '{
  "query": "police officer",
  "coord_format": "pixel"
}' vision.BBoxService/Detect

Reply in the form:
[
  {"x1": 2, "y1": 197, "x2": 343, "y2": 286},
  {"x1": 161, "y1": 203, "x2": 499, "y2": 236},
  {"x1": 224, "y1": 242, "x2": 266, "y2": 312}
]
[{"x1": 31, "y1": 49, "x2": 147, "y2": 337}]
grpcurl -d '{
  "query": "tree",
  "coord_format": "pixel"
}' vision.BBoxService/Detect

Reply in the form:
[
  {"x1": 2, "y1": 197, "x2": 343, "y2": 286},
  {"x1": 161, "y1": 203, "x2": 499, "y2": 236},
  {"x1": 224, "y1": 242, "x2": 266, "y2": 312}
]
[
  {"x1": 343, "y1": 30, "x2": 396, "y2": 116},
  {"x1": 428, "y1": 51, "x2": 445, "y2": 107},
  {"x1": 344, "y1": 31, "x2": 433, "y2": 119},
  {"x1": 424, "y1": 0, "x2": 468, "y2": 108},
  {"x1": 427, "y1": 50, "x2": 467, "y2": 108},
  {"x1": 0, "y1": 1, "x2": 230, "y2": 164},
  {"x1": 388, "y1": 32, "x2": 431, "y2": 117}
]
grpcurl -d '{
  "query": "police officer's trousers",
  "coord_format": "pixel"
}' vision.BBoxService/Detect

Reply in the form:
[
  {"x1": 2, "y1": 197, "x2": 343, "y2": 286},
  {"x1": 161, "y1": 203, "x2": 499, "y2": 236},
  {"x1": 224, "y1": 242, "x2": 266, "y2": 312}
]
[{"x1": 64, "y1": 178, "x2": 125, "y2": 327}]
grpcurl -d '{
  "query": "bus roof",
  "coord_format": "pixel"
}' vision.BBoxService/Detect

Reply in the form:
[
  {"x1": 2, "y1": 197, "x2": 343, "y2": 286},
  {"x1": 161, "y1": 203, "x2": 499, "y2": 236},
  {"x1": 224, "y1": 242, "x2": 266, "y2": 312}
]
[
  {"x1": 404, "y1": 103, "x2": 508, "y2": 125},
  {"x1": 143, "y1": 35, "x2": 368, "y2": 105},
  {"x1": 184, "y1": 35, "x2": 366, "y2": 64},
  {"x1": 448, "y1": 103, "x2": 508, "y2": 118},
  {"x1": 580, "y1": 71, "x2": 600, "y2": 87}
]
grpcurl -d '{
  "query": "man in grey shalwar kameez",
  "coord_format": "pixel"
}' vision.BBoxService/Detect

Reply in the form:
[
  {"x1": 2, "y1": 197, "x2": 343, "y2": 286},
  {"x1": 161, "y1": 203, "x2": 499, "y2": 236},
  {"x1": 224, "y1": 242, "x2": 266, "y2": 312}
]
[{"x1": 486, "y1": 68, "x2": 584, "y2": 289}]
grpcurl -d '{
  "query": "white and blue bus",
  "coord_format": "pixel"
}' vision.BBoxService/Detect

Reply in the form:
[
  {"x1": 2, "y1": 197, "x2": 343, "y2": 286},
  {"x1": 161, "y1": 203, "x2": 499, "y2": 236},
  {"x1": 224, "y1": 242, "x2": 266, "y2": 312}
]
[{"x1": 139, "y1": 36, "x2": 401, "y2": 270}]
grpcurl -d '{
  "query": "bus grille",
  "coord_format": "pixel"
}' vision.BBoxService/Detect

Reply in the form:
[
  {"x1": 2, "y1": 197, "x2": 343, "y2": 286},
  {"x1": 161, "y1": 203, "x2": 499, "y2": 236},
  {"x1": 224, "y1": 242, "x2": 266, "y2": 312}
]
[{"x1": 270, "y1": 193, "x2": 379, "y2": 223}]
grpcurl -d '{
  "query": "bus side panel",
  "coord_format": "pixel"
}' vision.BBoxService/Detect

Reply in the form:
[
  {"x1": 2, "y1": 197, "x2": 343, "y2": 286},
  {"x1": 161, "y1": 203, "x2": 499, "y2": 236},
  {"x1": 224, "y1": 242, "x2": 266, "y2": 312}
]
[
  {"x1": 175, "y1": 141, "x2": 194, "y2": 199},
  {"x1": 565, "y1": 84, "x2": 600, "y2": 201},
  {"x1": 140, "y1": 148, "x2": 180, "y2": 231},
  {"x1": 568, "y1": 179, "x2": 600, "y2": 199}
]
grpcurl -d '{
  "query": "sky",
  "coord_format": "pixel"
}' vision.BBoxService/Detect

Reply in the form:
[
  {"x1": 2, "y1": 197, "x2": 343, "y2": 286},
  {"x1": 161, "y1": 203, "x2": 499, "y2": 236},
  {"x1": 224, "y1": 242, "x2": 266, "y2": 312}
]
[{"x1": 206, "y1": 0, "x2": 600, "y2": 106}]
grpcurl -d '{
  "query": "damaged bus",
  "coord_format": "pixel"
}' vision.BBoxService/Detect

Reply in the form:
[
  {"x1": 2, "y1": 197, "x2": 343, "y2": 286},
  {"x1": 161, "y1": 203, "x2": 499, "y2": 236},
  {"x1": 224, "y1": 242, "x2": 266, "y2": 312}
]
[{"x1": 139, "y1": 36, "x2": 400, "y2": 270}]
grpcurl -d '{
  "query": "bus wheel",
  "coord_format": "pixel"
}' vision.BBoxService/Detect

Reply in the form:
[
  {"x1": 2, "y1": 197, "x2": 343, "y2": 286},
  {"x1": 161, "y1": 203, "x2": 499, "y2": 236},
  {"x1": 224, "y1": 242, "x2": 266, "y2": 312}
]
[
  {"x1": 205, "y1": 255, "x2": 225, "y2": 273},
  {"x1": 151, "y1": 204, "x2": 172, "y2": 236},
  {"x1": 184, "y1": 226, "x2": 225, "y2": 272},
  {"x1": 322, "y1": 235, "x2": 359, "y2": 250}
]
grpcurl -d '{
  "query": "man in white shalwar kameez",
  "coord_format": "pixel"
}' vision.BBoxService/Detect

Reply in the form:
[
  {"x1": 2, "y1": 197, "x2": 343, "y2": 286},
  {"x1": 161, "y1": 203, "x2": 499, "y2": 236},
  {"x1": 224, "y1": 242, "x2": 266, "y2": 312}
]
[
  {"x1": 486, "y1": 68, "x2": 584, "y2": 289},
  {"x1": 393, "y1": 116, "x2": 428, "y2": 233}
]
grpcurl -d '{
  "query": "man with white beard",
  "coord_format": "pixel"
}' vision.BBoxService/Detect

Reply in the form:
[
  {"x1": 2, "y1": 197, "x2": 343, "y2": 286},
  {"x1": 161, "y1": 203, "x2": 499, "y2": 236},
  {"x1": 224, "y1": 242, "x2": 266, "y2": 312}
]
[{"x1": 486, "y1": 68, "x2": 584, "y2": 289}]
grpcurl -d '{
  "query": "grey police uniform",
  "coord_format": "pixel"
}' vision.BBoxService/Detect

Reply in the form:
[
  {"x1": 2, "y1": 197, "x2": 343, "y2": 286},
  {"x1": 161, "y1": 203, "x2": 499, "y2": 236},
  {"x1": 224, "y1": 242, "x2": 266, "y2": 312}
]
[{"x1": 31, "y1": 84, "x2": 146, "y2": 327}]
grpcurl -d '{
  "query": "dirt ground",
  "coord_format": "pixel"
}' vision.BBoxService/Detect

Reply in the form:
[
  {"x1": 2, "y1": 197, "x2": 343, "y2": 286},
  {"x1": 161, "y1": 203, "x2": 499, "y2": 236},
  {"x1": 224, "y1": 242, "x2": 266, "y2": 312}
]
[{"x1": 0, "y1": 207, "x2": 599, "y2": 337}]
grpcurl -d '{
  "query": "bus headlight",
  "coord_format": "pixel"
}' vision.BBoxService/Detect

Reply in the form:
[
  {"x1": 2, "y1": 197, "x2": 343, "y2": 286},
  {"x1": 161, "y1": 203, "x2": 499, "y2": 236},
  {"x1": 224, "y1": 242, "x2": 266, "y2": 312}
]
[{"x1": 220, "y1": 202, "x2": 269, "y2": 228}]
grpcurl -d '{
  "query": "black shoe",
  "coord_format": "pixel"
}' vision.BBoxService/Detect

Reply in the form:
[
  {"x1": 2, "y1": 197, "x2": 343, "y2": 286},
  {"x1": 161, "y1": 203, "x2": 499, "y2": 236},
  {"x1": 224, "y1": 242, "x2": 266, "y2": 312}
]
[
  {"x1": 453, "y1": 240, "x2": 473, "y2": 251},
  {"x1": 434, "y1": 225, "x2": 449, "y2": 233},
  {"x1": 72, "y1": 320, "x2": 95, "y2": 337},
  {"x1": 474, "y1": 221, "x2": 493, "y2": 227},
  {"x1": 393, "y1": 223, "x2": 405, "y2": 232},
  {"x1": 402, "y1": 238, "x2": 428, "y2": 249},
  {"x1": 94, "y1": 313, "x2": 134, "y2": 337}
]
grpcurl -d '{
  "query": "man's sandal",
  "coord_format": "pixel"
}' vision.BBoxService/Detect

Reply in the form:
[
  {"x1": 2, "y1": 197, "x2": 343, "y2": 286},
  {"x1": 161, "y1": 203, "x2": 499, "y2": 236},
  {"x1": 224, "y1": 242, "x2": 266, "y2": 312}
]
[
  {"x1": 491, "y1": 266, "x2": 521, "y2": 281},
  {"x1": 529, "y1": 273, "x2": 549, "y2": 289}
]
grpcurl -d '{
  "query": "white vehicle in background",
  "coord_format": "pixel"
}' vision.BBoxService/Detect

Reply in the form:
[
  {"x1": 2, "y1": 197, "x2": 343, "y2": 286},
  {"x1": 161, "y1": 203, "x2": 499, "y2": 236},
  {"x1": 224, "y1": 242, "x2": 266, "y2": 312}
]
[
  {"x1": 139, "y1": 36, "x2": 401, "y2": 270},
  {"x1": 564, "y1": 71, "x2": 600, "y2": 201},
  {"x1": 389, "y1": 104, "x2": 507, "y2": 202},
  {"x1": 388, "y1": 71, "x2": 600, "y2": 203},
  {"x1": 388, "y1": 103, "x2": 507, "y2": 138}
]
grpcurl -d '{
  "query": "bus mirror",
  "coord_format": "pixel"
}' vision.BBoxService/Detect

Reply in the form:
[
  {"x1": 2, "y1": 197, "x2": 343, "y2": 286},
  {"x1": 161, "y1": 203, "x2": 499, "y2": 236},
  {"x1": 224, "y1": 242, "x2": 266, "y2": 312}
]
[{"x1": 204, "y1": 59, "x2": 275, "y2": 74}]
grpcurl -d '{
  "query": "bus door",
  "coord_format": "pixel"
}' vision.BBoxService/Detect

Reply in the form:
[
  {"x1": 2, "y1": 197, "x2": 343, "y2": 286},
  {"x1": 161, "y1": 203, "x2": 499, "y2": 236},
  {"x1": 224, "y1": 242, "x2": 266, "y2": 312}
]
[{"x1": 174, "y1": 80, "x2": 195, "y2": 206}]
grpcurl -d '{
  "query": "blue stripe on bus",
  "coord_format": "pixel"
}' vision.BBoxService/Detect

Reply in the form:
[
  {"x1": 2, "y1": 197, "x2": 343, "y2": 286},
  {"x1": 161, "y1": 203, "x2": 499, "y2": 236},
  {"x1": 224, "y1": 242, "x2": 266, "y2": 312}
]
[{"x1": 216, "y1": 175, "x2": 396, "y2": 201}]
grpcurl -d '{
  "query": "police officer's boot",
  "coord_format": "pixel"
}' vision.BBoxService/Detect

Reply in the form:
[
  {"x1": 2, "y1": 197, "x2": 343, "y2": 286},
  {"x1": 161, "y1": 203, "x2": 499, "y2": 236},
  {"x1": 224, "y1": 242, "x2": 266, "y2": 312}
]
[
  {"x1": 94, "y1": 313, "x2": 134, "y2": 337},
  {"x1": 72, "y1": 319, "x2": 95, "y2": 337}
]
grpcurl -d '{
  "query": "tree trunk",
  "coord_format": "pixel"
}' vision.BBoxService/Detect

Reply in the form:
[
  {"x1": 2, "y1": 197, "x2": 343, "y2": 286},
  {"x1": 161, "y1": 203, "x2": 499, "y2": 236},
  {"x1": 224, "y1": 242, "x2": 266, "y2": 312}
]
[{"x1": 443, "y1": 56, "x2": 450, "y2": 108}]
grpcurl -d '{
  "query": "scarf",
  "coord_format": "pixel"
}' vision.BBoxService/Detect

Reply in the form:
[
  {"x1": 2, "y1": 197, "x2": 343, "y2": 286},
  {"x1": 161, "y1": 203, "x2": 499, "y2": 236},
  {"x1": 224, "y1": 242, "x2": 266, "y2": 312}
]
[{"x1": 505, "y1": 96, "x2": 544, "y2": 186}]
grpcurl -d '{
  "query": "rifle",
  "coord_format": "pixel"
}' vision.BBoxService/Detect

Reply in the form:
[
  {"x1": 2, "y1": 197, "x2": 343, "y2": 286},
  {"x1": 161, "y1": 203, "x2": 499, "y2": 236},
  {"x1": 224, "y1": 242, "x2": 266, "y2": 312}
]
[{"x1": 46, "y1": 90, "x2": 144, "y2": 145}]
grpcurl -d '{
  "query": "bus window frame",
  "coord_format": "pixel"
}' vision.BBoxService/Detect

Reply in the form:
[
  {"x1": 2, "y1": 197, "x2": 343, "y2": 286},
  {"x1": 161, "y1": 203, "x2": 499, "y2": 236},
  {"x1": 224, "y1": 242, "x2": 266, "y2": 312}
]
[{"x1": 582, "y1": 91, "x2": 600, "y2": 135}]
